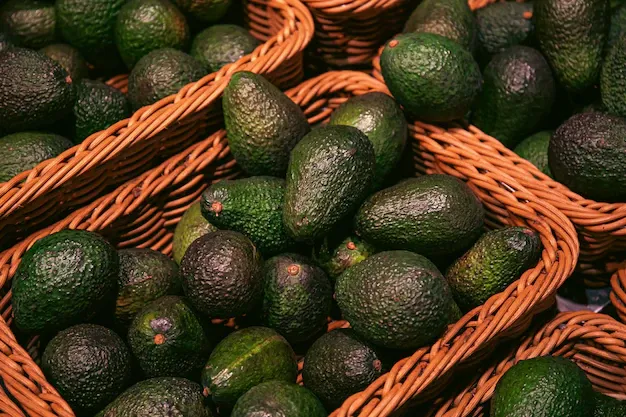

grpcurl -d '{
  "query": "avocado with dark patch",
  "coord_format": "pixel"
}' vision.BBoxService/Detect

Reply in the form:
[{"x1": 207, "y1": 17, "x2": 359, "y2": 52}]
[
  {"x1": 39, "y1": 43, "x2": 89, "y2": 82},
  {"x1": 514, "y1": 130, "x2": 553, "y2": 177},
  {"x1": 313, "y1": 235, "x2": 376, "y2": 281},
  {"x1": 475, "y1": 2, "x2": 534, "y2": 63},
  {"x1": 232, "y1": 381, "x2": 326, "y2": 417},
  {"x1": 172, "y1": 201, "x2": 218, "y2": 265},
  {"x1": 190, "y1": 25, "x2": 259, "y2": 72},
  {"x1": 0, "y1": 0, "x2": 58, "y2": 49}
]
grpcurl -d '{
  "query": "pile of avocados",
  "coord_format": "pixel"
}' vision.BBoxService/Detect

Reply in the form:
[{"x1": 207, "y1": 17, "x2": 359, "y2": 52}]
[
  {"x1": 381, "y1": 0, "x2": 626, "y2": 202},
  {"x1": 0, "y1": 0, "x2": 259, "y2": 182},
  {"x1": 11, "y1": 70, "x2": 547, "y2": 416}
]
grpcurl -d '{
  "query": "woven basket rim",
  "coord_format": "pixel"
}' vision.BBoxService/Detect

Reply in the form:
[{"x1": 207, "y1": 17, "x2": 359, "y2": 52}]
[
  {"x1": 610, "y1": 263, "x2": 626, "y2": 323},
  {"x1": 301, "y1": 0, "x2": 405, "y2": 15}
]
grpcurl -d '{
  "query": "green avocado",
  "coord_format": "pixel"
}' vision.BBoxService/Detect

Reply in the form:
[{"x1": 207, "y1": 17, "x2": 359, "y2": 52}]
[
  {"x1": 190, "y1": 25, "x2": 259, "y2": 73},
  {"x1": 312, "y1": 234, "x2": 376, "y2": 282},
  {"x1": 172, "y1": 0, "x2": 232, "y2": 23},
  {"x1": 39, "y1": 43, "x2": 89, "y2": 83},
  {"x1": 594, "y1": 392, "x2": 626, "y2": 417},
  {"x1": 172, "y1": 201, "x2": 218, "y2": 265},
  {"x1": 513, "y1": 130, "x2": 553, "y2": 177},
  {"x1": 0, "y1": 0, "x2": 58, "y2": 49},
  {"x1": 601, "y1": 35, "x2": 626, "y2": 117},
  {"x1": 232, "y1": 381, "x2": 326, "y2": 417},
  {"x1": 475, "y1": 2, "x2": 534, "y2": 63}
]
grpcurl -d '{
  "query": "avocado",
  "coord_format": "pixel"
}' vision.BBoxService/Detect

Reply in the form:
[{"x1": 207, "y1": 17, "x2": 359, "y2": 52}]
[
  {"x1": 284, "y1": 125, "x2": 375, "y2": 242},
  {"x1": 302, "y1": 328, "x2": 383, "y2": 410},
  {"x1": 601, "y1": 35, "x2": 626, "y2": 117},
  {"x1": 312, "y1": 234, "x2": 376, "y2": 281},
  {"x1": 115, "y1": 248, "x2": 181, "y2": 325},
  {"x1": 173, "y1": 0, "x2": 232, "y2": 23},
  {"x1": 201, "y1": 176, "x2": 297, "y2": 256},
  {"x1": 608, "y1": 4, "x2": 626, "y2": 49},
  {"x1": 514, "y1": 131, "x2": 553, "y2": 177},
  {"x1": 475, "y1": 2, "x2": 534, "y2": 64},
  {"x1": 548, "y1": 112, "x2": 626, "y2": 202},
  {"x1": 12, "y1": 230, "x2": 119, "y2": 334},
  {"x1": 128, "y1": 295, "x2": 210, "y2": 378},
  {"x1": 491, "y1": 356, "x2": 594, "y2": 417},
  {"x1": 202, "y1": 326, "x2": 298, "y2": 408},
  {"x1": 328, "y1": 92, "x2": 407, "y2": 190},
  {"x1": 72, "y1": 79, "x2": 131, "y2": 142},
  {"x1": 190, "y1": 25, "x2": 259, "y2": 73},
  {"x1": 0, "y1": 32, "x2": 12, "y2": 52},
  {"x1": 261, "y1": 253, "x2": 332, "y2": 343},
  {"x1": 0, "y1": 47, "x2": 75, "y2": 134},
  {"x1": 0, "y1": 132, "x2": 73, "y2": 182},
  {"x1": 335, "y1": 250, "x2": 458, "y2": 350},
  {"x1": 594, "y1": 392, "x2": 626, "y2": 417},
  {"x1": 96, "y1": 377, "x2": 212, "y2": 417},
  {"x1": 115, "y1": 0, "x2": 190, "y2": 69},
  {"x1": 0, "y1": 0, "x2": 58, "y2": 49},
  {"x1": 42, "y1": 324, "x2": 132, "y2": 416},
  {"x1": 403, "y1": 0, "x2": 477, "y2": 52},
  {"x1": 180, "y1": 230, "x2": 263, "y2": 318},
  {"x1": 222, "y1": 71, "x2": 311, "y2": 176},
  {"x1": 172, "y1": 201, "x2": 218, "y2": 265},
  {"x1": 55, "y1": 0, "x2": 125, "y2": 72},
  {"x1": 354, "y1": 175, "x2": 485, "y2": 261},
  {"x1": 232, "y1": 381, "x2": 326, "y2": 417},
  {"x1": 39, "y1": 43, "x2": 89, "y2": 82},
  {"x1": 471, "y1": 46, "x2": 556, "y2": 149},
  {"x1": 534, "y1": 0, "x2": 609, "y2": 93},
  {"x1": 380, "y1": 32, "x2": 482, "y2": 122},
  {"x1": 127, "y1": 48, "x2": 206, "y2": 110},
  {"x1": 445, "y1": 227, "x2": 542, "y2": 311}
]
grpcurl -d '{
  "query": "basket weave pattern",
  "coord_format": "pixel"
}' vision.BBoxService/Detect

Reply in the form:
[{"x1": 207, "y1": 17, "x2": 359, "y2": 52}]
[
  {"x1": 429, "y1": 311, "x2": 626, "y2": 417},
  {"x1": 0, "y1": 72, "x2": 578, "y2": 417},
  {"x1": 610, "y1": 264, "x2": 626, "y2": 323},
  {"x1": 0, "y1": 0, "x2": 314, "y2": 251}
]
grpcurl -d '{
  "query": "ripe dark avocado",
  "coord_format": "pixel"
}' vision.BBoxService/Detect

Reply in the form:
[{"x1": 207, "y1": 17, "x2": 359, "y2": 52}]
[
  {"x1": 594, "y1": 392, "x2": 626, "y2": 417},
  {"x1": 445, "y1": 227, "x2": 542, "y2": 311},
  {"x1": 513, "y1": 131, "x2": 553, "y2": 177},
  {"x1": 548, "y1": 112, "x2": 626, "y2": 202},
  {"x1": 0, "y1": 0, "x2": 58, "y2": 49},
  {"x1": 354, "y1": 175, "x2": 485, "y2": 261},
  {"x1": 115, "y1": 0, "x2": 190, "y2": 69},
  {"x1": 12, "y1": 230, "x2": 119, "y2": 334},
  {"x1": 283, "y1": 125, "x2": 375, "y2": 242},
  {"x1": 127, "y1": 48, "x2": 206, "y2": 110},
  {"x1": 0, "y1": 47, "x2": 75, "y2": 135},
  {"x1": 475, "y1": 2, "x2": 534, "y2": 63},
  {"x1": 471, "y1": 46, "x2": 556, "y2": 149},
  {"x1": 39, "y1": 43, "x2": 89, "y2": 82},
  {"x1": 201, "y1": 176, "x2": 297, "y2": 256},
  {"x1": 173, "y1": 0, "x2": 233, "y2": 23},
  {"x1": 180, "y1": 230, "x2": 263, "y2": 318},
  {"x1": 0, "y1": 132, "x2": 73, "y2": 183},
  {"x1": 172, "y1": 201, "x2": 217, "y2": 265},
  {"x1": 115, "y1": 248, "x2": 182, "y2": 325},
  {"x1": 601, "y1": 35, "x2": 626, "y2": 117},
  {"x1": 231, "y1": 381, "x2": 326, "y2": 417},
  {"x1": 261, "y1": 253, "x2": 332, "y2": 343},
  {"x1": 190, "y1": 25, "x2": 259, "y2": 73},
  {"x1": 222, "y1": 71, "x2": 311, "y2": 176},
  {"x1": 403, "y1": 0, "x2": 477, "y2": 52},
  {"x1": 202, "y1": 326, "x2": 298, "y2": 408},
  {"x1": 42, "y1": 324, "x2": 132, "y2": 416},
  {"x1": 380, "y1": 32, "x2": 482, "y2": 122},
  {"x1": 328, "y1": 92, "x2": 407, "y2": 190},
  {"x1": 313, "y1": 235, "x2": 376, "y2": 281},
  {"x1": 128, "y1": 295, "x2": 210, "y2": 378},
  {"x1": 96, "y1": 377, "x2": 212, "y2": 417},
  {"x1": 56, "y1": 0, "x2": 125, "y2": 71},
  {"x1": 335, "y1": 250, "x2": 458, "y2": 350},
  {"x1": 534, "y1": 0, "x2": 609, "y2": 93},
  {"x1": 491, "y1": 356, "x2": 594, "y2": 417},
  {"x1": 302, "y1": 329, "x2": 383, "y2": 410},
  {"x1": 72, "y1": 79, "x2": 131, "y2": 142}
]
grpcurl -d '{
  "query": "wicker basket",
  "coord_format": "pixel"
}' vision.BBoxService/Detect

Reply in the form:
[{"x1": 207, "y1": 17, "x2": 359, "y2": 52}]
[
  {"x1": 0, "y1": 0, "x2": 314, "y2": 252},
  {"x1": 610, "y1": 263, "x2": 626, "y2": 323},
  {"x1": 427, "y1": 311, "x2": 626, "y2": 417},
  {"x1": 0, "y1": 71, "x2": 578, "y2": 417}
]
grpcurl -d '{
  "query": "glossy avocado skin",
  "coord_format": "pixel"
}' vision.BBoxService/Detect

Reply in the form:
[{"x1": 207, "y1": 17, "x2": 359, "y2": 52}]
[
  {"x1": 96, "y1": 377, "x2": 213, "y2": 417},
  {"x1": 180, "y1": 230, "x2": 263, "y2": 318},
  {"x1": 283, "y1": 125, "x2": 375, "y2": 243},
  {"x1": 12, "y1": 229, "x2": 119, "y2": 334},
  {"x1": 475, "y1": 2, "x2": 534, "y2": 63},
  {"x1": 42, "y1": 324, "x2": 133, "y2": 416},
  {"x1": 445, "y1": 227, "x2": 542, "y2": 311},
  {"x1": 222, "y1": 71, "x2": 310, "y2": 177},
  {"x1": 202, "y1": 327, "x2": 298, "y2": 408},
  {"x1": 172, "y1": 201, "x2": 217, "y2": 265},
  {"x1": 302, "y1": 328, "x2": 383, "y2": 410},
  {"x1": 231, "y1": 380, "x2": 327, "y2": 417}
]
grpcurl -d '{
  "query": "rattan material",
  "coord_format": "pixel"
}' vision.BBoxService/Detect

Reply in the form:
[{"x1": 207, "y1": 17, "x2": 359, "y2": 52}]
[
  {"x1": 428, "y1": 311, "x2": 626, "y2": 417},
  {"x1": 610, "y1": 263, "x2": 626, "y2": 323},
  {"x1": 0, "y1": 0, "x2": 314, "y2": 251},
  {"x1": 0, "y1": 71, "x2": 578, "y2": 417}
]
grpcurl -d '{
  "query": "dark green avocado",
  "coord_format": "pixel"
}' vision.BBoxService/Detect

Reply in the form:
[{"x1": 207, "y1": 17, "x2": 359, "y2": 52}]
[
  {"x1": 475, "y1": 2, "x2": 534, "y2": 63},
  {"x1": 39, "y1": 43, "x2": 88, "y2": 82},
  {"x1": 0, "y1": 0, "x2": 58, "y2": 49},
  {"x1": 190, "y1": 24, "x2": 259, "y2": 72},
  {"x1": 513, "y1": 130, "x2": 553, "y2": 177},
  {"x1": 312, "y1": 234, "x2": 376, "y2": 281},
  {"x1": 231, "y1": 381, "x2": 326, "y2": 417},
  {"x1": 172, "y1": 201, "x2": 218, "y2": 265}
]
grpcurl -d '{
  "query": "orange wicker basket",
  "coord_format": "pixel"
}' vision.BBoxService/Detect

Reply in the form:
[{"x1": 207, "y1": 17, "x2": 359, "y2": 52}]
[
  {"x1": 0, "y1": 0, "x2": 314, "y2": 251},
  {"x1": 610, "y1": 263, "x2": 626, "y2": 323},
  {"x1": 0, "y1": 71, "x2": 578, "y2": 417},
  {"x1": 426, "y1": 311, "x2": 626, "y2": 417}
]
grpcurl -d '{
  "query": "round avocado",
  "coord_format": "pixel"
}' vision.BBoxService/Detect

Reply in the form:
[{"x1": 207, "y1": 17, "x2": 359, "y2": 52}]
[
  {"x1": 39, "y1": 43, "x2": 89, "y2": 83},
  {"x1": 172, "y1": 0, "x2": 232, "y2": 23},
  {"x1": 172, "y1": 201, "x2": 217, "y2": 265},
  {"x1": 475, "y1": 2, "x2": 534, "y2": 63},
  {"x1": 0, "y1": 0, "x2": 58, "y2": 49},
  {"x1": 231, "y1": 381, "x2": 326, "y2": 417},
  {"x1": 190, "y1": 25, "x2": 259, "y2": 73}
]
